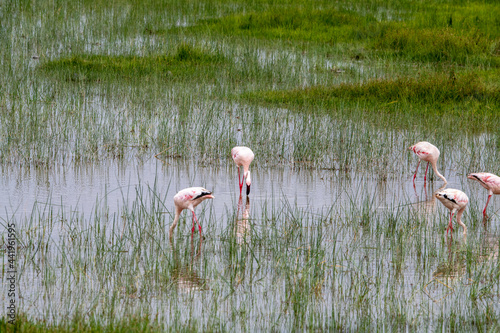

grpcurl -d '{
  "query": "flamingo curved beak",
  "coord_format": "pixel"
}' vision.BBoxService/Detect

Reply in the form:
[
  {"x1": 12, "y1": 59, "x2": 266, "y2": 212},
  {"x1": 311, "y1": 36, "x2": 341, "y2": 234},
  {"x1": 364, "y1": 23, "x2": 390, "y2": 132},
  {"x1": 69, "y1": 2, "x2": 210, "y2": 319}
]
[{"x1": 246, "y1": 184, "x2": 251, "y2": 195}]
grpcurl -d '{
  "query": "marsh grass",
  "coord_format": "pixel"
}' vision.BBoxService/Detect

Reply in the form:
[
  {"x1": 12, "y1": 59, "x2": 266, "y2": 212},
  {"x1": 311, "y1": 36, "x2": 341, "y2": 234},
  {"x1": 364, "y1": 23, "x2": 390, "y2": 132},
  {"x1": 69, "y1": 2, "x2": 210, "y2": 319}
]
[
  {"x1": 179, "y1": 2, "x2": 499, "y2": 64},
  {"x1": 2, "y1": 0, "x2": 498, "y2": 167},
  {"x1": 2, "y1": 0, "x2": 500, "y2": 331},
  {"x1": 374, "y1": 25, "x2": 494, "y2": 64},
  {"x1": 2, "y1": 173, "x2": 500, "y2": 331},
  {"x1": 0, "y1": 313, "x2": 164, "y2": 333},
  {"x1": 246, "y1": 72, "x2": 498, "y2": 104},
  {"x1": 195, "y1": 8, "x2": 373, "y2": 44}
]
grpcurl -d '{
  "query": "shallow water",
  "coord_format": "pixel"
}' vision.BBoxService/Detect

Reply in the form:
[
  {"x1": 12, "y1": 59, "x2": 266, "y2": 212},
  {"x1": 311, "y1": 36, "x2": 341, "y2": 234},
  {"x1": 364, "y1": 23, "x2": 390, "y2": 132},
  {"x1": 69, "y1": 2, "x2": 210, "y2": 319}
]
[
  {"x1": 1, "y1": 156, "x2": 499, "y2": 330},
  {"x1": 1, "y1": 156, "x2": 489, "y2": 225}
]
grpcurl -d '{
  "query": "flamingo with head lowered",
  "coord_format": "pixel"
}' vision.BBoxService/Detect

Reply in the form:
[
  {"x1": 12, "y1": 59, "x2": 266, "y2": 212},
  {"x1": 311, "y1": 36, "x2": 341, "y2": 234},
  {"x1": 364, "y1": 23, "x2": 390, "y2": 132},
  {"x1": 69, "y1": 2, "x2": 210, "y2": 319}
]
[
  {"x1": 170, "y1": 187, "x2": 214, "y2": 238},
  {"x1": 231, "y1": 146, "x2": 254, "y2": 195},
  {"x1": 467, "y1": 173, "x2": 500, "y2": 218},
  {"x1": 409, "y1": 141, "x2": 447, "y2": 185},
  {"x1": 435, "y1": 188, "x2": 469, "y2": 236}
]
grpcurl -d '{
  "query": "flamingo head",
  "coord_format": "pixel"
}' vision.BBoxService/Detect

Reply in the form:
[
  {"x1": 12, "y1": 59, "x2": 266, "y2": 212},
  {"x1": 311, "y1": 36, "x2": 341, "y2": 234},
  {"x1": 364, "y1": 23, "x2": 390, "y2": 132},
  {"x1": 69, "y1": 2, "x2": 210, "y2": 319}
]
[
  {"x1": 196, "y1": 189, "x2": 214, "y2": 200},
  {"x1": 244, "y1": 171, "x2": 252, "y2": 195},
  {"x1": 466, "y1": 173, "x2": 478, "y2": 181}
]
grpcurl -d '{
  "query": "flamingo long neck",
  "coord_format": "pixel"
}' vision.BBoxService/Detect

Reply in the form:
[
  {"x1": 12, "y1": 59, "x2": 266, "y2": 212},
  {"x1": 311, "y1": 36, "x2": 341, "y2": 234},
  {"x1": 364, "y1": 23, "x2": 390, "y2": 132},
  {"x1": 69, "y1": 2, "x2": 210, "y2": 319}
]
[
  {"x1": 431, "y1": 160, "x2": 447, "y2": 183},
  {"x1": 245, "y1": 170, "x2": 251, "y2": 186},
  {"x1": 243, "y1": 163, "x2": 250, "y2": 175}
]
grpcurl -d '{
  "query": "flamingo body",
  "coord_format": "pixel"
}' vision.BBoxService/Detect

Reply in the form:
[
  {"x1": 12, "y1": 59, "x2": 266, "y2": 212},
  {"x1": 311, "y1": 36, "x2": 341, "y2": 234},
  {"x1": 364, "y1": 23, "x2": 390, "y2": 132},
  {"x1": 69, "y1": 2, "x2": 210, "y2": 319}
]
[
  {"x1": 409, "y1": 141, "x2": 447, "y2": 184},
  {"x1": 231, "y1": 146, "x2": 254, "y2": 195},
  {"x1": 467, "y1": 172, "x2": 500, "y2": 217},
  {"x1": 435, "y1": 188, "x2": 468, "y2": 236},
  {"x1": 170, "y1": 187, "x2": 214, "y2": 237}
]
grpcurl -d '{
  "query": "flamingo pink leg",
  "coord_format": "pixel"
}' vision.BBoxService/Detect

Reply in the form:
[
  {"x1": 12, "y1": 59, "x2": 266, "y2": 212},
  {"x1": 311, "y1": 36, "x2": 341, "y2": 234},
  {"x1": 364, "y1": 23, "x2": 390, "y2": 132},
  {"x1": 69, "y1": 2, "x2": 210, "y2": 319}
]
[
  {"x1": 483, "y1": 194, "x2": 492, "y2": 217},
  {"x1": 413, "y1": 160, "x2": 421, "y2": 184},
  {"x1": 446, "y1": 211, "x2": 455, "y2": 236},
  {"x1": 191, "y1": 211, "x2": 202, "y2": 236},
  {"x1": 424, "y1": 162, "x2": 430, "y2": 182}
]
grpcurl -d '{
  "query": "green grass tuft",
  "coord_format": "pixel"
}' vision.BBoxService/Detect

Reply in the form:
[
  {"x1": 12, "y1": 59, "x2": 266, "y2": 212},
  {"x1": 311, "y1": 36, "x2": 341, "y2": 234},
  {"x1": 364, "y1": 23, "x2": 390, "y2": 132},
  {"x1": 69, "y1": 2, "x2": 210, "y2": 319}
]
[
  {"x1": 244, "y1": 72, "x2": 499, "y2": 105},
  {"x1": 198, "y1": 7, "x2": 371, "y2": 44},
  {"x1": 374, "y1": 25, "x2": 494, "y2": 63},
  {"x1": 39, "y1": 44, "x2": 227, "y2": 82},
  {"x1": 242, "y1": 72, "x2": 500, "y2": 132}
]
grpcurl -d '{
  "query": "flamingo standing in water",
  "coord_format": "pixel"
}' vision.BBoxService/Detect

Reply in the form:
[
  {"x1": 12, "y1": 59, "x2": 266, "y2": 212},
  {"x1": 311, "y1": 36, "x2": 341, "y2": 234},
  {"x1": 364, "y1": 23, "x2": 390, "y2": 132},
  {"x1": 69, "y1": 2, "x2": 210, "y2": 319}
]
[
  {"x1": 231, "y1": 146, "x2": 254, "y2": 195},
  {"x1": 409, "y1": 141, "x2": 447, "y2": 185},
  {"x1": 170, "y1": 187, "x2": 214, "y2": 238},
  {"x1": 467, "y1": 173, "x2": 500, "y2": 218},
  {"x1": 435, "y1": 188, "x2": 469, "y2": 236}
]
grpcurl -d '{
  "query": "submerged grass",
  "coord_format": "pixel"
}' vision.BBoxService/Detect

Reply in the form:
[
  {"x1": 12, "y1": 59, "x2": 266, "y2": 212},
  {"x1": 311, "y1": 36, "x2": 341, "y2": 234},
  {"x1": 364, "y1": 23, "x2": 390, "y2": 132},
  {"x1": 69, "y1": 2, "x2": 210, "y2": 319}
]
[
  {"x1": 3, "y1": 179, "x2": 499, "y2": 331},
  {"x1": 0, "y1": 314, "x2": 164, "y2": 333}
]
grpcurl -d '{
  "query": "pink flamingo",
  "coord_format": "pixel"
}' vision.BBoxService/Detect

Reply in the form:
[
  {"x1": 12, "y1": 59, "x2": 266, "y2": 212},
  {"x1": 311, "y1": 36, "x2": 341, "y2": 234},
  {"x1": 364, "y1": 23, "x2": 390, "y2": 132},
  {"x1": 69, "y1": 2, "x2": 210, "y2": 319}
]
[
  {"x1": 467, "y1": 173, "x2": 500, "y2": 218},
  {"x1": 170, "y1": 187, "x2": 214, "y2": 238},
  {"x1": 409, "y1": 141, "x2": 447, "y2": 184},
  {"x1": 231, "y1": 146, "x2": 254, "y2": 195},
  {"x1": 435, "y1": 188, "x2": 469, "y2": 236}
]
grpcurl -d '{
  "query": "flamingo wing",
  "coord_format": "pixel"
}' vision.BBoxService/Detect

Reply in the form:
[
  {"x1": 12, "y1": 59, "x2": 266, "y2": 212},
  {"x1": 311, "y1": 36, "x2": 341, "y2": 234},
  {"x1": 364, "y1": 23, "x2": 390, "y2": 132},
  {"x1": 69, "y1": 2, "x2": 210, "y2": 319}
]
[
  {"x1": 410, "y1": 141, "x2": 439, "y2": 160},
  {"x1": 468, "y1": 173, "x2": 500, "y2": 194},
  {"x1": 232, "y1": 146, "x2": 254, "y2": 165},
  {"x1": 174, "y1": 187, "x2": 213, "y2": 207},
  {"x1": 484, "y1": 174, "x2": 500, "y2": 193},
  {"x1": 436, "y1": 189, "x2": 468, "y2": 209}
]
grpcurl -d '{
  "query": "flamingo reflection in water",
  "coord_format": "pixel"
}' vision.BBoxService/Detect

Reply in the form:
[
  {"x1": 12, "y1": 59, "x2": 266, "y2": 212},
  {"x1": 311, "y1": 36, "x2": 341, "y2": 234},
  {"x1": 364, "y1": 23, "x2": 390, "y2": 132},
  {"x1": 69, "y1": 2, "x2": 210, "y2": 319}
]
[
  {"x1": 170, "y1": 237, "x2": 208, "y2": 293},
  {"x1": 236, "y1": 196, "x2": 251, "y2": 245},
  {"x1": 412, "y1": 183, "x2": 447, "y2": 217},
  {"x1": 427, "y1": 228, "x2": 499, "y2": 302},
  {"x1": 424, "y1": 233, "x2": 468, "y2": 301}
]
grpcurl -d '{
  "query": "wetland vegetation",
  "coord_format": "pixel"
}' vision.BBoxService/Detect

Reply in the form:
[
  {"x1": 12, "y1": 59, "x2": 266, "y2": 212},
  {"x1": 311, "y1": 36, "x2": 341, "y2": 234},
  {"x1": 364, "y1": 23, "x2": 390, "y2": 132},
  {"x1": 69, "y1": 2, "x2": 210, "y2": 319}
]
[{"x1": 1, "y1": 0, "x2": 499, "y2": 331}]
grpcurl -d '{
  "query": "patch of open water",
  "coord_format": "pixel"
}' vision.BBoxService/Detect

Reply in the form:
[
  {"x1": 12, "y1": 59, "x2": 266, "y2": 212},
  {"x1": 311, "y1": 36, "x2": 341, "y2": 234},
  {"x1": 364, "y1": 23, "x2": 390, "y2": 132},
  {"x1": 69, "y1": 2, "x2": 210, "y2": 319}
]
[{"x1": 1, "y1": 157, "x2": 486, "y2": 224}]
